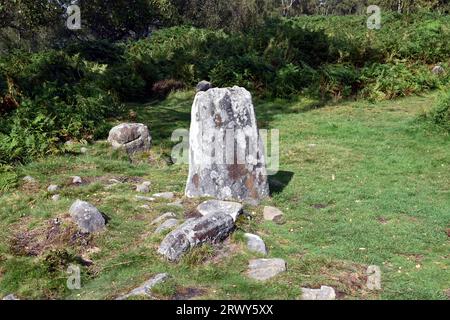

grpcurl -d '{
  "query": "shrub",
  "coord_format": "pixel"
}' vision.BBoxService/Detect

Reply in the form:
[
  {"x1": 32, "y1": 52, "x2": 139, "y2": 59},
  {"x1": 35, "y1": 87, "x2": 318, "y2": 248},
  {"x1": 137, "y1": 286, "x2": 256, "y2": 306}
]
[
  {"x1": 151, "y1": 79, "x2": 185, "y2": 98},
  {"x1": 423, "y1": 90, "x2": 450, "y2": 133}
]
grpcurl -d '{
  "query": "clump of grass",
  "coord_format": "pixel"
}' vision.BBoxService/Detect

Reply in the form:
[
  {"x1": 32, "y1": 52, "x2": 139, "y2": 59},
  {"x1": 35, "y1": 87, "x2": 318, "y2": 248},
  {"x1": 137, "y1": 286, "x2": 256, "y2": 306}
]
[
  {"x1": 0, "y1": 165, "x2": 18, "y2": 192},
  {"x1": 181, "y1": 245, "x2": 215, "y2": 267},
  {"x1": 422, "y1": 90, "x2": 450, "y2": 133}
]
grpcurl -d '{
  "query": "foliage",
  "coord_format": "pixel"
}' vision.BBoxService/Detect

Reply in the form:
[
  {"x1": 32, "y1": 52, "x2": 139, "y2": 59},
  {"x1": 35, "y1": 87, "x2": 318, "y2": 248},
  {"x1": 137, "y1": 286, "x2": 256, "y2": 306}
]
[{"x1": 422, "y1": 90, "x2": 450, "y2": 133}]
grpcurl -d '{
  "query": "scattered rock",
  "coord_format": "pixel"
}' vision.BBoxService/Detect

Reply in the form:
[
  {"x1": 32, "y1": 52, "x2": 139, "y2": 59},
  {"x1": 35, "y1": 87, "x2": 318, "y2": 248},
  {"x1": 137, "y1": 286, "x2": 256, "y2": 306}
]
[
  {"x1": 136, "y1": 181, "x2": 151, "y2": 193},
  {"x1": 69, "y1": 200, "x2": 106, "y2": 233},
  {"x1": 195, "y1": 80, "x2": 212, "y2": 92},
  {"x1": 432, "y1": 65, "x2": 445, "y2": 75},
  {"x1": 168, "y1": 199, "x2": 184, "y2": 208},
  {"x1": 263, "y1": 206, "x2": 283, "y2": 221},
  {"x1": 185, "y1": 86, "x2": 269, "y2": 204},
  {"x1": 116, "y1": 273, "x2": 169, "y2": 300},
  {"x1": 366, "y1": 265, "x2": 382, "y2": 290},
  {"x1": 47, "y1": 184, "x2": 60, "y2": 193},
  {"x1": 308, "y1": 144, "x2": 317, "y2": 148},
  {"x1": 107, "y1": 123, "x2": 152, "y2": 154},
  {"x1": 22, "y1": 176, "x2": 36, "y2": 183},
  {"x1": 151, "y1": 212, "x2": 177, "y2": 225},
  {"x1": 158, "y1": 212, "x2": 235, "y2": 261},
  {"x1": 153, "y1": 192, "x2": 174, "y2": 200},
  {"x1": 72, "y1": 176, "x2": 82, "y2": 184},
  {"x1": 51, "y1": 194, "x2": 60, "y2": 202},
  {"x1": 155, "y1": 218, "x2": 179, "y2": 234},
  {"x1": 301, "y1": 286, "x2": 336, "y2": 300},
  {"x1": 244, "y1": 233, "x2": 267, "y2": 255},
  {"x1": 197, "y1": 200, "x2": 243, "y2": 222},
  {"x1": 2, "y1": 294, "x2": 19, "y2": 300},
  {"x1": 139, "y1": 204, "x2": 150, "y2": 210},
  {"x1": 80, "y1": 147, "x2": 88, "y2": 154},
  {"x1": 135, "y1": 195, "x2": 155, "y2": 202},
  {"x1": 247, "y1": 258, "x2": 286, "y2": 281}
]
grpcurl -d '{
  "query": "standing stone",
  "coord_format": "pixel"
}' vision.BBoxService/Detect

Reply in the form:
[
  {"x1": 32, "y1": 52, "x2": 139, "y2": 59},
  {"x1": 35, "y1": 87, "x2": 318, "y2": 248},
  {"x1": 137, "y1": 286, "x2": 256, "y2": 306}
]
[
  {"x1": 301, "y1": 286, "x2": 336, "y2": 300},
  {"x1": 108, "y1": 123, "x2": 152, "y2": 154},
  {"x1": 247, "y1": 258, "x2": 286, "y2": 281},
  {"x1": 158, "y1": 212, "x2": 235, "y2": 261},
  {"x1": 69, "y1": 200, "x2": 106, "y2": 233},
  {"x1": 185, "y1": 86, "x2": 269, "y2": 204},
  {"x1": 244, "y1": 233, "x2": 267, "y2": 255}
]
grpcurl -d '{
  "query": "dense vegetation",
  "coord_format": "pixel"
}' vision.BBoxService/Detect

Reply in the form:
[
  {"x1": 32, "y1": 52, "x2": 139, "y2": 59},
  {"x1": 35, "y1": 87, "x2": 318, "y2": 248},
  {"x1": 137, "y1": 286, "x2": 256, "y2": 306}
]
[{"x1": 1, "y1": 4, "x2": 449, "y2": 166}]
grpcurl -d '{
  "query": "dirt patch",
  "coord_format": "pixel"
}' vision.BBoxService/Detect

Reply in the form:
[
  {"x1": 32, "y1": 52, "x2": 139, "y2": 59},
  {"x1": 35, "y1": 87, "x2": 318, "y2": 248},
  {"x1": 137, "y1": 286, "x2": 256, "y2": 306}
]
[
  {"x1": 172, "y1": 287, "x2": 207, "y2": 300},
  {"x1": 377, "y1": 216, "x2": 389, "y2": 224}
]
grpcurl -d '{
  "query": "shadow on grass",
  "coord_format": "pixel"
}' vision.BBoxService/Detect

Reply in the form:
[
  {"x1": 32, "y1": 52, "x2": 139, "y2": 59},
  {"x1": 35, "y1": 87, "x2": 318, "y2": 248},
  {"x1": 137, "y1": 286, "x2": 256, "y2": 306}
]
[{"x1": 268, "y1": 170, "x2": 294, "y2": 195}]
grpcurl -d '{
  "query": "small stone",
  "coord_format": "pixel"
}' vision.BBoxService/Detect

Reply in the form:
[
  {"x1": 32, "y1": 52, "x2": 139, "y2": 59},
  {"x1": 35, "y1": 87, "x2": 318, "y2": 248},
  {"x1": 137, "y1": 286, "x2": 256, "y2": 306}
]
[
  {"x1": 154, "y1": 218, "x2": 179, "y2": 234},
  {"x1": 47, "y1": 185, "x2": 60, "y2": 193},
  {"x1": 151, "y1": 212, "x2": 177, "y2": 225},
  {"x1": 432, "y1": 65, "x2": 445, "y2": 75},
  {"x1": 152, "y1": 192, "x2": 174, "y2": 200},
  {"x1": 139, "y1": 204, "x2": 150, "y2": 210},
  {"x1": 69, "y1": 200, "x2": 106, "y2": 233},
  {"x1": 244, "y1": 233, "x2": 267, "y2": 255},
  {"x1": 22, "y1": 176, "x2": 36, "y2": 183},
  {"x1": 308, "y1": 144, "x2": 317, "y2": 148},
  {"x1": 52, "y1": 194, "x2": 61, "y2": 202},
  {"x1": 366, "y1": 265, "x2": 382, "y2": 290},
  {"x1": 197, "y1": 200, "x2": 243, "y2": 222},
  {"x1": 108, "y1": 179, "x2": 121, "y2": 184},
  {"x1": 80, "y1": 147, "x2": 88, "y2": 154},
  {"x1": 107, "y1": 123, "x2": 152, "y2": 154},
  {"x1": 301, "y1": 286, "x2": 336, "y2": 300},
  {"x1": 167, "y1": 199, "x2": 183, "y2": 208},
  {"x1": 263, "y1": 206, "x2": 283, "y2": 221},
  {"x1": 195, "y1": 80, "x2": 212, "y2": 92},
  {"x1": 136, "y1": 195, "x2": 155, "y2": 202},
  {"x1": 2, "y1": 294, "x2": 19, "y2": 300},
  {"x1": 72, "y1": 176, "x2": 82, "y2": 184},
  {"x1": 247, "y1": 258, "x2": 286, "y2": 281},
  {"x1": 136, "y1": 181, "x2": 151, "y2": 193},
  {"x1": 116, "y1": 273, "x2": 169, "y2": 300}
]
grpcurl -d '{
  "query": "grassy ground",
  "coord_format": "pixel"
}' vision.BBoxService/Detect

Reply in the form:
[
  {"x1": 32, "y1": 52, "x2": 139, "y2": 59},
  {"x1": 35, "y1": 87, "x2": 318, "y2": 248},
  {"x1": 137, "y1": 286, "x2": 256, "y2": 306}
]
[{"x1": 0, "y1": 90, "x2": 448, "y2": 300}]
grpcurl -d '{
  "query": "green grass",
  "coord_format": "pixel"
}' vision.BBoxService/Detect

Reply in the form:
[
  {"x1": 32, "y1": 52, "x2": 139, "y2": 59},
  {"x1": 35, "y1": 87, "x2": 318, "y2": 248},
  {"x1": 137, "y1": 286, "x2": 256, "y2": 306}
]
[{"x1": 0, "y1": 90, "x2": 448, "y2": 300}]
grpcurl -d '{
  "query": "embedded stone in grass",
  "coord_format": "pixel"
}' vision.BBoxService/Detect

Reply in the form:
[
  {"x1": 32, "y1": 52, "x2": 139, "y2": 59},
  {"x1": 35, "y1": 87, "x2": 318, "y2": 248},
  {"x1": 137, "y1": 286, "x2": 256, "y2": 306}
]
[
  {"x1": 247, "y1": 258, "x2": 286, "y2": 281},
  {"x1": 47, "y1": 184, "x2": 60, "y2": 193},
  {"x1": 2, "y1": 294, "x2": 19, "y2": 300},
  {"x1": 432, "y1": 65, "x2": 445, "y2": 75},
  {"x1": 135, "y1": 195, "x2": 155, "y2": 202},
  {"x1": 185, "y1": 86, "x2": 269, "y2": 204},
  {"x1": 107, "y1": 123, "x2": 152, "y2": 154},
  {"x1": 158, "y1": 212, "x2": 235, "y2": 261},
  {"x1": 22, "y1": 176, "x2": 36, "y2": 183},
  {"x1": 51, "y1": 194, "x2": 60, "y2": 202},
  {"x1": 116, "y1": 273, "x2": 169, "y2": 300},
  {"x1": 155, "y1": 218, "x2": 179, "y2": 234},
  {"x1": 72, "y1": 176, "x2": 82, "y2": 184},
  {"x1": 244, "y1": 233, "x2": 267, "y2": 255},
  {"x1": 167, "y1": 199, "x2": 183, "y2": 208},
  {"x1": 301, "y1": 286, "x2": 336, "y2": 300},
  {"x1": 197, "y1": 200, "x2": 243, "y2": 222},
  {"x1": 69, "y1": 200, "x2": 106, "y2": 233},
  {"x1": 152, "y1": 192, "x2": 174, "y2": 199},
  {"x1": 80, "y1": 147, "x2": 87, "y2": 154},
  {"x1": 263, "y1": 206, "x2": 283, "y2": 221},
  {"x1": 151, "y1": 212, "x2": 177, "y2": 226},
  {"x1": 366, "y1": 265, "x2": 382, "y2": 290},
  {"x1": 136, "y1": 181, "x2": 151, "y2": 193}
]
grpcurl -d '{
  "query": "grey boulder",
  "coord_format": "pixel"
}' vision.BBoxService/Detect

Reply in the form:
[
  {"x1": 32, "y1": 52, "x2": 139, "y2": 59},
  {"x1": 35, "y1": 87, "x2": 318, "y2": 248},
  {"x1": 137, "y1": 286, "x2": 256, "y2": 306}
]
[
  {"x1": 108, "y1": 123, "x2": 151, "y2": 154},
  {"x1": 244, "y1": 233, "x2": 267, "y2": 255},
  {"x1": 247, "y1": 258, "x2": 286, "y2": 281},
  {"x1": 301, "y1": 286, "x2": 336, "y2": 300},
  {"x1": 69, "y1": 200, "x2": 106, "y2": 233}
]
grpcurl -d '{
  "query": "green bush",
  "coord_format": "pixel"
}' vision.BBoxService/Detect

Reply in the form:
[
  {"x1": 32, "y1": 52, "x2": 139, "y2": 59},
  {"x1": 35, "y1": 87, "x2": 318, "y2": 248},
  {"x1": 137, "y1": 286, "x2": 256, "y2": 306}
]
[{"x1": 423, "y1": 90, "x2": 450, "y2": 133}]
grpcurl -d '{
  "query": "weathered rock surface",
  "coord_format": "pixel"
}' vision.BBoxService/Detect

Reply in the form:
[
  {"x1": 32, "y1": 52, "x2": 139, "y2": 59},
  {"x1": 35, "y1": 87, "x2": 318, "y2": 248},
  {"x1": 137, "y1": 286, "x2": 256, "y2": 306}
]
[
  {"x1": 244, "y1": 233, "x2": 267, "y2": 255},
  {"x1": 69, "y1": 200, "x2": 106, "y2": 233},
  {"x1": 153, "y1": 192, "x2": 174, "y2": 199},
  {"x1": 151, "y1": 212, "x2": 177, "y2": 225},
  {"x1": 2, "y1": 294, "x2": 19, "y2": 300},
  {"x1": 197, "y1": 200, "x2": 243, "y2": 222},
  {"x1": 136, "y1": 181, "x2": 151, "y2": 193},
  {"x1": 116, "y1": 273, "x2": 169, "y2": 300},
  {"x1": 80, "y1": 147, "x2": 88, "y2": 154},
  {"x1": 301, "y1": 286, "x2": 336, "y2": 300},
  {"x1": 366, "y1": 265, "x2": 382, "y2": 290},
  {"x1": 196, "y1": 80, "x2": 213, "y2": 92},
  {"x1": 432, "y1": 65, "x2": 445, "y2": 75},
  {"x1": 247, "y1": 258, "x2": 286, "y2": 281},
  {"x1": 185, "y1": 86, "x2": 269, "y2": 204},
  {"x1": 263, "y1": 206, "x2": 283, "y2": 221},
  {"x1": 22, "y1": 176, "x2": 36, "y2": 183},
  {"x1": 51, "y1": 194, "x2": 60, "y2": 202},
  {"x1": 155, "y1": 218, "x2": 179, "y2": 234},
  {"x1": 135, "y1": 195, "x2": 155, "y2": 202},
  {"x1": 72, "y1": 176, "x2": 82, "y2": 184},
  {"x1": 158, "y1": 212, "x2": 235, "y2": 261},
  {"x1": 108, "y1": 123, "x2": 151, "y2": 154},
  {"x1": 47, "y1": 184, "x2": 60, "y2": 193}
]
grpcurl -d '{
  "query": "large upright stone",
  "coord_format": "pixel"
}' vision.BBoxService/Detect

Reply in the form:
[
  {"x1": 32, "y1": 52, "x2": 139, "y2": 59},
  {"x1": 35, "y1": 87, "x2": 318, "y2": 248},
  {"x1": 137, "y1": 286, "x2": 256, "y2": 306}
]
[{"x1": 185, "y1": 86, "x2": 269, "y2": 203}]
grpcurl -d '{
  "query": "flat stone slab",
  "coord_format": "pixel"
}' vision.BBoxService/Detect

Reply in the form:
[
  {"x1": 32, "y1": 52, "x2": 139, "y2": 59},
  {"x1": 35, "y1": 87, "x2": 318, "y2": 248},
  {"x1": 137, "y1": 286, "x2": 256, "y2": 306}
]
[
  {"x1": 152, "y1": 192, "x2": 174, "y2": 199},
  {"x1": 154, "y1": 218, "x2": 179, "y2": 234},
  {"x1": 263, "y1": 206, "x2": 283, "y2": 221},
  {"x1": 301, "y1": 286, "x2": 336, "y2": 300},
  {"x1": 47, "y1": 184, "x2": 60, "y2": 193},
  {"x1": 69, "y1": 200, "x2": 106, "y2": 233},
  {"x1": 247, "y1": 258, "x2": 286, "y2": 281},
  {"x1": 158, "y1": 212, "x2": 235, "y2": 261},
  {"x1": 244, "y1": 233, "x2": 267, "y2": 255},
  {"x1": 116, "y1": 273, "x2": 169, "y2": 300},
  {"x1": 197, "y1": 200, "x2": 243, "y2": 222}
]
